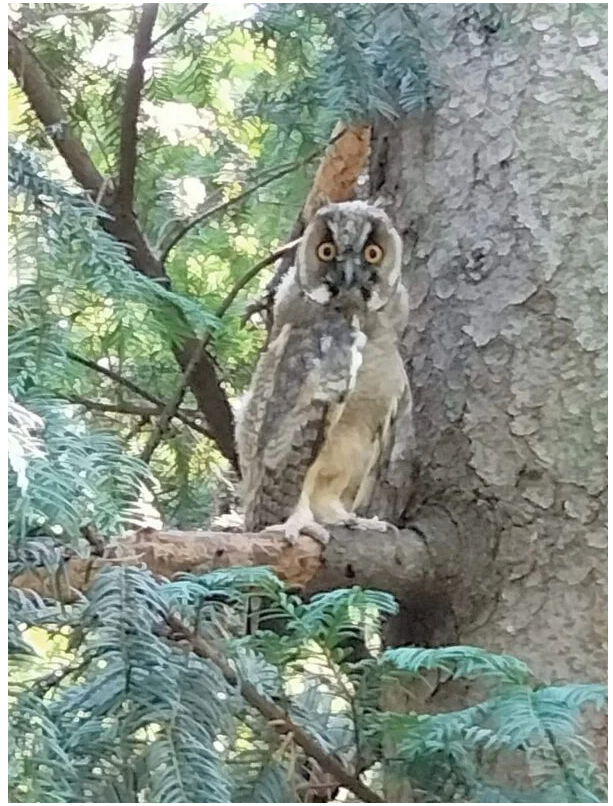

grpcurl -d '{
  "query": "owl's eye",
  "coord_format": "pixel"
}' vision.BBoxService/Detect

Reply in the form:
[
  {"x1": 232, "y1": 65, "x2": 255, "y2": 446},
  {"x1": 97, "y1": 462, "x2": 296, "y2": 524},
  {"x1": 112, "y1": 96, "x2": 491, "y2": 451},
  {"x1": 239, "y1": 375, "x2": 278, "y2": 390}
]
[
  {"x1": 363, "y1": 244, "x2": 384, "y2": 264},
  {"x1": 317, "y1": 241, "x2": 336, "y2": 262}
]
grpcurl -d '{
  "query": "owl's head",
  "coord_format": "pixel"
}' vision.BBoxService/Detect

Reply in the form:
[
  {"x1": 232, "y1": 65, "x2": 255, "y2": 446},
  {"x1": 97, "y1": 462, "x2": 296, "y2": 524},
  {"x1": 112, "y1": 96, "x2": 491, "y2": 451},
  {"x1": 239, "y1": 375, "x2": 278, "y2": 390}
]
[{"x1": 295, "y1": 201, "x2": 402, "y2": 311}]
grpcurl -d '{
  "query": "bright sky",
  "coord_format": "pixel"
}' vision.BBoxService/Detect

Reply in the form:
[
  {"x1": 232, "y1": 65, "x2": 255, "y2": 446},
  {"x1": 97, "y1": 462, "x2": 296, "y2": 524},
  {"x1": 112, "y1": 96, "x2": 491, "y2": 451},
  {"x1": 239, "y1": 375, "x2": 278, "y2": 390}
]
[{"x1": 87, "y1": 2, "x2": 255, "y2": 69}]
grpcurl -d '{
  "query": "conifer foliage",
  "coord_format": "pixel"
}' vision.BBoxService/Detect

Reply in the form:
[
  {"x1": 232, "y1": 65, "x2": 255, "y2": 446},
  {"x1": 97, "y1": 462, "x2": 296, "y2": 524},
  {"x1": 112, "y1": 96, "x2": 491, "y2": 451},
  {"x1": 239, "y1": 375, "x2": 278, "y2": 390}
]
[{"x1": 7, "y1": 3, "x2": 607, "y2": 802}]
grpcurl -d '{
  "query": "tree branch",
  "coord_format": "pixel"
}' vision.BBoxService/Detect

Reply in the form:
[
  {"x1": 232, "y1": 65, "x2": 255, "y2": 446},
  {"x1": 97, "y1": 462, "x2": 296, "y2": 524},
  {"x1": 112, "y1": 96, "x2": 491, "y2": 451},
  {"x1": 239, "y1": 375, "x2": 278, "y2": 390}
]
[
  {"x1": 149, "y1": 3, "x2": 209, "y2": 51},
  {"x1": 58, "y1": 393, "x2": 199, "y2": 421},
  {"x1": 140, "y1": 238, "x2": 301, "y2": 462},
  {"x1": 10, "y1": 508, "x2": 473, "y2": 670},
  {"x1": 163, "y1": 615, "x2": 384, "y2": 803},
  {"x1": 8, "y1": 29, "x2": 106, "y2": 196},
  {"x1": 9, "y1": 27, "x2": 239, "y2": 467},
  {"x1": 59, "y1": 395, "x2": 162, "y2": 418},
  {"x1": 64, "y1": 351, "x2": 213, "y2": 439},
  {"x1": 160, "y1": 133, "x2": 348, "y2": 264},
  {"x1": 10, "y1": 525, "x2": 436, "y2": 607},
  {"x1": 117, "y1": 3, "x2": 159, "y2": 210}
]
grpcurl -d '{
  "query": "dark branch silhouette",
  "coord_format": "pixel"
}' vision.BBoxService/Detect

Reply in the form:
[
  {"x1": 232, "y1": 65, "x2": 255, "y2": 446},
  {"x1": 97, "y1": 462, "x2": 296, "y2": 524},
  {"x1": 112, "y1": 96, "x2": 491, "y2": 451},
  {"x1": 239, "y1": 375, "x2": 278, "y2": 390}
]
[
  {"x1": 160, "y1": 129, "x2": 349, "y2": 263},
  {"x1": 117, "y1": 4, "x2": 159, "y2": 209},
  {"x1": 65, "y1": 352, "x2": 212, "y2": 439}
]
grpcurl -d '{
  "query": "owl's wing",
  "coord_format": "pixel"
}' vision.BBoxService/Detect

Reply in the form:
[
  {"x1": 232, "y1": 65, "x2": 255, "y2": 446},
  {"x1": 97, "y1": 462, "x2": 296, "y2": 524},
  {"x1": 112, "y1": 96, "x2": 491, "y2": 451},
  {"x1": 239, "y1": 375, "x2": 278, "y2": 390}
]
[
  {"x1": 352, "y1": 365, "x2": 412, "y2": 515},
  {"x1": 238, "y1": 315, "x2": 361, "y2": 531}
]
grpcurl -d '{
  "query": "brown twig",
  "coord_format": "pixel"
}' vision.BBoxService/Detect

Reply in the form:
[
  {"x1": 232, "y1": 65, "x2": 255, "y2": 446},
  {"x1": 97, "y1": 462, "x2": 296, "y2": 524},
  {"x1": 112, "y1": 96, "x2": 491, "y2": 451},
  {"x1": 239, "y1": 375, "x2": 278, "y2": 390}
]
[
  {"x1": 149, "y1": 3, "x2": 208, "y2": 50},
  {"x1": 59, "y1": 395, "x2": 163, "y2": 418},
  {"x1": 58, "y1": 393, "x2": 197, "y2": 419},
  {"x1": 117, "y1": 4, "x2": 159, "y2": 209},
  {"x1": 140, "y1": 238, "x2": 300, "y2": 462},
  {"x1": 64, "y1": 351, "x2": 213, "y2": 439},
  {"x1": 32, "y1": 659, "x2": 90, "y2": 696},
  {"x1": 80, "y1": 523, "x2": 106, "y2": 557},
  {"x1": 241, "y1": 218, "x2": 305, "y2": 330},
  {"x1": 164, "y1": 615, "x2": 384, "y2": 804}
]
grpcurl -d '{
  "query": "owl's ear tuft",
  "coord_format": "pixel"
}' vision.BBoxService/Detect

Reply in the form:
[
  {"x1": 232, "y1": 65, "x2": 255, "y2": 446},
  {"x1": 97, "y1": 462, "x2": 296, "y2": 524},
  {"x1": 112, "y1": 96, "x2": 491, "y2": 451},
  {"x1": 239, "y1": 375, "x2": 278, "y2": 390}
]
[{"x1": 304, "y1": 192, "x2": 332, "y2": 224}]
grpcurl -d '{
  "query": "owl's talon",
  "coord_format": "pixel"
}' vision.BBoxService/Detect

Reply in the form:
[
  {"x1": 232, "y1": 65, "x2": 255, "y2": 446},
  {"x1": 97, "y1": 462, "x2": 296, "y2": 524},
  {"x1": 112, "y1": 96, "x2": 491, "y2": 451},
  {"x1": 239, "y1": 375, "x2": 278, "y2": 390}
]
[
  {"x1": 261, "y1": 521, "x2": 330, "y2": 547},
  {"x1": 341, "y1": 515, "x2": 399, "y2": 537},
  {"x1": 298, "y1": 523, "x2": 331, "y2": 547}
]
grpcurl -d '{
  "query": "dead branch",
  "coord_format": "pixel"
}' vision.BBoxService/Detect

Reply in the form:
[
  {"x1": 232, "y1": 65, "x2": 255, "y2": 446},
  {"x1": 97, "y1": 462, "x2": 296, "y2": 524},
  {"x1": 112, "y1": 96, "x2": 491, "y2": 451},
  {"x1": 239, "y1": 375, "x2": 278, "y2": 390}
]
[
  {"x1": 10, "y1": 508, "x2": 476, "y2": 668},
  {"x1": 10, "y1": 525, "x2": 435, "y2": 606},
  {"x1": 303, "y1": 122, "x2": 372, "y2": 221},
  {"x1": 11, "y1": 529, "x2": 322, "y2": 602}
]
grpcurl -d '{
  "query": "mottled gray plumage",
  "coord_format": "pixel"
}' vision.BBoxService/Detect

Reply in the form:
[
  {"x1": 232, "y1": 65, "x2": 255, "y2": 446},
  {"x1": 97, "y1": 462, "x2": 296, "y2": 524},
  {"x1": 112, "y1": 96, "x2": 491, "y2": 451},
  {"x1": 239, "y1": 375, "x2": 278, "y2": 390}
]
[{"x1": 236, "y1": 201, "x2": 411, "y2": 542}]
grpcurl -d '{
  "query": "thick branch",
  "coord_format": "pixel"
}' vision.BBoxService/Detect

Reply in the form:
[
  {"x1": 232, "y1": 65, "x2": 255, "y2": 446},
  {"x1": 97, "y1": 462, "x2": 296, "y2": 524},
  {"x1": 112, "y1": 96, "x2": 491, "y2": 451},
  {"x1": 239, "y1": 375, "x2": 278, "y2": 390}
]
[
  {"x1": 117, "y1": 4, "x2": 158, "y2": 209},
  {"x1": 11, "y1": 525, "x2": 436, "y2": 605},
  {"x1": 141, "y1": 238, "x2": 301, "y2": 461},
  {"x1": 164, "y1": 615, "x2": 384, "y2": 803},
  {"x1": 11, "y1": 505, "x2": 477, "y2": 652},
  {"x1": 8, "y1": 29, "x2": 106, "y2": 195}
]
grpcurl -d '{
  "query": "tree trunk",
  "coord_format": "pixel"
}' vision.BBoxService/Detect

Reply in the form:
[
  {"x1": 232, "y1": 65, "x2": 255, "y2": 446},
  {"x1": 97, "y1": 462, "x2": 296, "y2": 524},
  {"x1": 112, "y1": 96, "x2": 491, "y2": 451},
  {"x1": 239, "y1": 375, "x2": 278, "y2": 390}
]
[{"x1": 368, "y1": 2, "x2": 607, "y2": 696}]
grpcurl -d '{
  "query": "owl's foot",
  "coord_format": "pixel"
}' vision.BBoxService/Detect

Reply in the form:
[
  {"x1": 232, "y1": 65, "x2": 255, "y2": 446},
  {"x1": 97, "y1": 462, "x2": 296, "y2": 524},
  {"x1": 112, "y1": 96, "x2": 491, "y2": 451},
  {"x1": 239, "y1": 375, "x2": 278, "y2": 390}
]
[
  {"x1": 297, "y1": 522, "x2": 331, "y2": 547},
  {"x1": 340, "y1": 515, "x2": 399, "y2": 538},
  {"x1": 262, "y1": 518, "x2": 331, "y2": 547}
]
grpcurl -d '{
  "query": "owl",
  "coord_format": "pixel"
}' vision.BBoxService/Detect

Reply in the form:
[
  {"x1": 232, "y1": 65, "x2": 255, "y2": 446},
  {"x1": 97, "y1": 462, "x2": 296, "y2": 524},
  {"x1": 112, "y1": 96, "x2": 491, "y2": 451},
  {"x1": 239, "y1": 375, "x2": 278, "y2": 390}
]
[{"x1": 236, "y1": 201, "x2": 410, "y2": 544}]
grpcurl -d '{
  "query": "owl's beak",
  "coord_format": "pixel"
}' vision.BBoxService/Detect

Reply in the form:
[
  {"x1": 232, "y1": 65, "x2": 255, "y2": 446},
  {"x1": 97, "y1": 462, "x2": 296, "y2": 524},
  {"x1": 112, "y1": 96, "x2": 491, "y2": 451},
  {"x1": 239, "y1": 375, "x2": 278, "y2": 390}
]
[{"x1": 341, "y1": 259, "x2": 359, "y2": 288}]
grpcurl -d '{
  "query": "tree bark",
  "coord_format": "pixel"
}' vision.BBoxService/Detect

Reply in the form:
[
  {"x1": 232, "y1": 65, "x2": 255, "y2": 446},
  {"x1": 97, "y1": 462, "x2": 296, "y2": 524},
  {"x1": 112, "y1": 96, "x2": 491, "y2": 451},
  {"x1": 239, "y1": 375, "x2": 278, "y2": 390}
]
[
  {"x1": 368, "y1": 3, "x2": 606, "y2": 692},
  {"x1": 11, "y1": 525, "x2": 435, "y2": 609}
]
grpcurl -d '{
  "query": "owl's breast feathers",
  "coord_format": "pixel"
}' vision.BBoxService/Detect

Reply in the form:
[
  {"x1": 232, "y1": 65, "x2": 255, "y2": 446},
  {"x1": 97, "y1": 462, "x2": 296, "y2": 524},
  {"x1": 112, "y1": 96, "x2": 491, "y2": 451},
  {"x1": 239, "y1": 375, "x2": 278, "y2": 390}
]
[{"x1": 237, "y1": 309, "x2": 366, "y2": 531}]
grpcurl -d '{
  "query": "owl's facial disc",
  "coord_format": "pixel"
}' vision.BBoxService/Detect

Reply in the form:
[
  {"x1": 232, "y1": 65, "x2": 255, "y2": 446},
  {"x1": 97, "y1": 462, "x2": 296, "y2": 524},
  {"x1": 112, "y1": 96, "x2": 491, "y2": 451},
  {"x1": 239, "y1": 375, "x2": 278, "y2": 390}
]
[
  {"x1": 298, "y1": 202, "x2": 401, "y2": 308},
  {"x1": 319, "y1": 221, "x2": 383, "y2": 304}
]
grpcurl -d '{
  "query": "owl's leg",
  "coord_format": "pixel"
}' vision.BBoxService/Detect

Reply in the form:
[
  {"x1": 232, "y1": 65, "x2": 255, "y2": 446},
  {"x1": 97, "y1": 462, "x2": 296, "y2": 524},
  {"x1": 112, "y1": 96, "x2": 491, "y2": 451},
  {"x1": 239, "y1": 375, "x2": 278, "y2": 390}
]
[
  {"x1": 310, "y1": 470, "x2": 355, "y2": 525},
  {"x1": 313, "y1": 499, "x2": 353, "y2": 525},
  {"x1": 312, "y1": 469, "x2": 399, "y2": 535}
]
